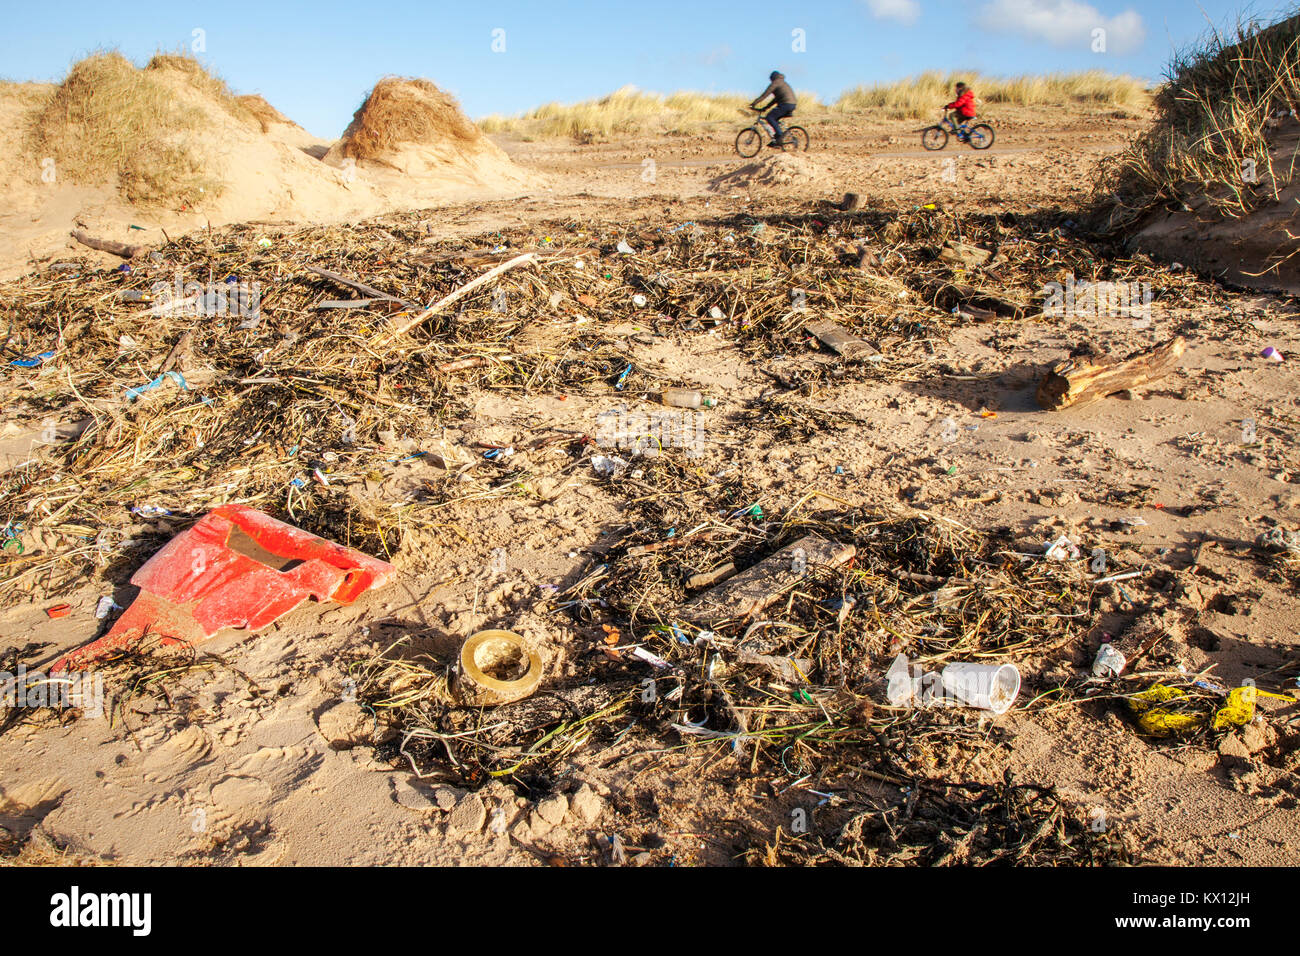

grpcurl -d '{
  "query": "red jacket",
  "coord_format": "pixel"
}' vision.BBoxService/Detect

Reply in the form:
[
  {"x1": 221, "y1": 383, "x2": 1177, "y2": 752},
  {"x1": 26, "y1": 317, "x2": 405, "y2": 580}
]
[{"x1": 946, "y1": 89, "x2": 976, "y2": 118}]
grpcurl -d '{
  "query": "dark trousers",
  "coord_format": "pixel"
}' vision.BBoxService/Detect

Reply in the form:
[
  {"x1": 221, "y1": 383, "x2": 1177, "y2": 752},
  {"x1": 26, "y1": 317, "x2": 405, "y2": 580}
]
[{"x1": 764, "y1": 103, "x2": 795, "y2": 140}]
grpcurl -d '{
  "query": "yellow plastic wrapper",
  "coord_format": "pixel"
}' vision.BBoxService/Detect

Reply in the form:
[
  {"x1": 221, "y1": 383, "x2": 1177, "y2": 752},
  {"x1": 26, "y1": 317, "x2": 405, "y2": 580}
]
[
  {"x1": 1128, "y1": 684, "x2": 1201, "y2": 736},
  {"x1": 1210, "y1": 685, "x2": 1257, "y2": 732},
  {"x1": 1127, "y1": 683, "x2": 1260, "y2": 737}
]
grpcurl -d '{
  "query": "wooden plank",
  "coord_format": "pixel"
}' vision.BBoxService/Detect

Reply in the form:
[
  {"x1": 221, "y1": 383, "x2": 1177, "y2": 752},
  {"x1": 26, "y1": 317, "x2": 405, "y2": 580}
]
[
  {"x1": 680, "y1": 535, "x2": 856, "y2": 623},
  {"x1": 1037, "y1": 336, "x2": 1186, "y2": 410},
  {"x1": 686, "y1": 562, "x2": 735, "y2": 590},
  {"x1": 806, "y1": 318, "x2": 882, "y2": 362}
]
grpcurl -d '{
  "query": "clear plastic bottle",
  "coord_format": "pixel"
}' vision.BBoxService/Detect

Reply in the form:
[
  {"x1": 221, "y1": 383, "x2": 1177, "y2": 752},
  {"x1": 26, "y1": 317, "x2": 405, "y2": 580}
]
[{"x1": 660, "y1": 388, "x2": 715, "y2": 409}]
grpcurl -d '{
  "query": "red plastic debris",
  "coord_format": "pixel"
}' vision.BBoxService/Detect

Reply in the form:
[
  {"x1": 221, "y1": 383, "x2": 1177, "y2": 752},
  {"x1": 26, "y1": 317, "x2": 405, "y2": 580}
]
[
  {"x1": 46, "y1": 604, "x2": 72, "y2": 619},
  {"x1": 51, "y1": 504, "x2": 395, "y2": 672}
]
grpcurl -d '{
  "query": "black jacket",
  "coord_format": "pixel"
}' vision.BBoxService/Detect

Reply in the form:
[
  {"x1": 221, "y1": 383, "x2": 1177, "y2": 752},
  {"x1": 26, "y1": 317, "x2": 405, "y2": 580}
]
[{"x1": 755, "y1": 78, "x2": 796, "y2": 107}]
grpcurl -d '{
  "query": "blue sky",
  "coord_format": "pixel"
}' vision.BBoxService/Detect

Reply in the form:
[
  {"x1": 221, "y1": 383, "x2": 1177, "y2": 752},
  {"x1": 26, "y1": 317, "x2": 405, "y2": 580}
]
[{"x1": 3, "y1": 0, "x2": 1295, "y2": 137}]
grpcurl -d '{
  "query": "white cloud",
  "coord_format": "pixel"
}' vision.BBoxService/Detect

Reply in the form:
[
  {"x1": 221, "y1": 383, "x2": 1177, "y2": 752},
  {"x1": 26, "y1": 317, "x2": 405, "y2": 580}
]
[
  {"x1": 978, "y1": 0, "x2": 1145, "y2": 54},
  {"x1": 863, "y1": 0, "x2": 921, "y2": 26},
  {"x1": 700, "y1": 44, "x2": 733, "y2": 66}
]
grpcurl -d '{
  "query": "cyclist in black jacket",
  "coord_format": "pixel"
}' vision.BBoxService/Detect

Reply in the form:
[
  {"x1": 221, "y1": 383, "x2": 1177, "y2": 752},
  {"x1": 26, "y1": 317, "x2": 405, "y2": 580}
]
[{"x1": 751, "y1": 71, "x2": 797, "y2": 147}]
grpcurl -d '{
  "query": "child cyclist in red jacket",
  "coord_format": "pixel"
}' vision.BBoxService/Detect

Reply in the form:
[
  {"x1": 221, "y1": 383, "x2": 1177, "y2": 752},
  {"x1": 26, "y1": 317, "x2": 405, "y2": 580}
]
[{"x1": 944, "y1": 82, "x2": 977, "y2": 139}]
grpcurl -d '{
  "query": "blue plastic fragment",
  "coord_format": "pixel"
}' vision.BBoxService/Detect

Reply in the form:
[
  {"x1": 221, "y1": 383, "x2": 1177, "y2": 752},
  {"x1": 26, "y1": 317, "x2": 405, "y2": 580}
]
[
  {"x1": 124, "y1": 370, "x2": 190, "y2": 402},
  {"x1": 10, "y1": 350, "x2": 56, "y2": 368}
]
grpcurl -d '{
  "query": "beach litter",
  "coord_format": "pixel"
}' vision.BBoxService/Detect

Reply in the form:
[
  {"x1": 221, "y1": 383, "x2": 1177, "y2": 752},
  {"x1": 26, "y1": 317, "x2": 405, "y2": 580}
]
[
  {"x1": 886, "y1": 653, "x2": 1021, "y2": 714},
  {"x1": 51, "y1": 504, "x2": 395, "y2": 672}
]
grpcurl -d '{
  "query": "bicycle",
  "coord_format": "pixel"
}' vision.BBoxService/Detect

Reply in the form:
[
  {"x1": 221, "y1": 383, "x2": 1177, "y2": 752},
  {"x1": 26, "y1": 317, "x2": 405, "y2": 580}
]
[
  {"x1": 921, "y1": 111, "x2": 994, "y2": 151},
  {"x1": 735, "y1": 106, "x2": 809, "y2": 158}
]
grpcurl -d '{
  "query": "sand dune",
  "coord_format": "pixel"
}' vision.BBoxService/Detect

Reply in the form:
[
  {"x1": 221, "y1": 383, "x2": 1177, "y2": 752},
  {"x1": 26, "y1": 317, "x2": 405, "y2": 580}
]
[{"x1": 0, "y1": 56, "x2": 533, "y2": 278}]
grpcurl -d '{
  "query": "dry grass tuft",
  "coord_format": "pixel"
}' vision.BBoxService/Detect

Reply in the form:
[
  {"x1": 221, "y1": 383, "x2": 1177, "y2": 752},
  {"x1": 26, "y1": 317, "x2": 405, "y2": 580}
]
[
  {"x1": 479, "y1": 85, "x2": 824, "y2": 142},
  {"x1": 25, "y1": 50, "x2": 222, "y2": 206},
  {"x1": 237, "y1": 93, "x2": 291, "y2": 132},
  {"x1": 147, "y1": 51, "x2": 269, "y2": 128},
  {"x1": 338, "y1": 77, "x2": 482, "y2": 160},
  {"x1": 1, "y1": 828, "x2": 109, "y2": 866},
  {"x1": 834, "y1": 70, "x2": 1150, "y2": 120},
  {"x1": 1096, "y1": 10, "x2": 1300, "y2": 225},
  {"x1": 479, "y1": 75, "x2": 1140, "y2": 141}
]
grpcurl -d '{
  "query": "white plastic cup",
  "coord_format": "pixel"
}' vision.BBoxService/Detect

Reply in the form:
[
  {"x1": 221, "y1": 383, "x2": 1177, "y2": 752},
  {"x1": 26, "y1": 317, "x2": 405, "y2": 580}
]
[{"x1": 940, "y1": 662, "x2": 1021, "y2": 714}]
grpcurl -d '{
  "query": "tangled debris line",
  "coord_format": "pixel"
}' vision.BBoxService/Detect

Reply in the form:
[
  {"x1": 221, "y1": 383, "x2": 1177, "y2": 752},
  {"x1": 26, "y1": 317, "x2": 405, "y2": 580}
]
[
  {"x1": 753, "y1": 773, "x2": 1136, "y2": 866},
  {"x1": 353, "y1": 468, "x2": 1099, "y2": 811},
  {"x1": 0, "y1": 203, "x2": 1231, "y2": 608},
  {"x1": 352, "y1": 635, "x2": 639, "y2": 791},
  {"x1": 1, "y1": 196, "x2": 1254, "y2": 867}
]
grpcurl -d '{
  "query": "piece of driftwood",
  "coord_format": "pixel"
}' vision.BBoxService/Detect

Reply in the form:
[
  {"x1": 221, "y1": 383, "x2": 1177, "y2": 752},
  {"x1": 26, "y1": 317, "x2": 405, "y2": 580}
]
[
  {"x1": 806, "y1": 318, "x2": 882, "y2": 362},
  {"x1": 385, "y1": 252, "x2": 537, "y2": 342},
  {"x1": 855, "y1": 244, "x2": 882, "y2": 270},
  {"x1": 312, "y1": 298, "x2": 390, "y2": 310},
  {"x1": 1037, "y1": 336, "x2": 1186, "y2": 410},
  {"x1": 304, "y1": 265, "x2": 415, "y2": 309},
  {"x1": 437, "y1": 356, "x2": 489, "y2": 373},
  {"x1": 686, "y1": 562, "x2": 736, "y2": 590},
  {"x1": 159, "y1": 330, "x2": 193, "y2": 375},
  {"x1": 680, "y1": 535, "x2": 856, "y2": 623},
  {"x1": 70, "y1": 231, "x2": 143, "y2": 260},
  {"x1": 954, "y1": 302, "x2": 998, "y2": 322}
]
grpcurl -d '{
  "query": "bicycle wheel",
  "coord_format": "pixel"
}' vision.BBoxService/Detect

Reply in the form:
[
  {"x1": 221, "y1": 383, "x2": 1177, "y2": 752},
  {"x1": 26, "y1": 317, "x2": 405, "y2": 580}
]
[
  {"x1": 968, "y1": 124, "x2": 994, "y2": 149},
  {"x1": 735, "y1": 126, "x2": 763, "y2": 158},
  {"x1": 922, "y1": 126, "x2": 948, "y2": 151},
  {"x1": 781, "y1": 127, "x2": 809, "y2": 152}
]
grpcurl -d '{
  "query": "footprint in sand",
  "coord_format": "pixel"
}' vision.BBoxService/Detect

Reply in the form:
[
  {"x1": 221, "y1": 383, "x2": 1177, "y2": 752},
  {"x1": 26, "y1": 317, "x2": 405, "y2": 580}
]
[
  {"x1": 137, "y1": 724, "x2": 215, "y2": 784},
  {"x1": 209, "y1": 775, "x2": 273, "y2": 810},
  {"x1": 0, "y1": 778, "x2": 69, "y2": 836},
  {"x1": 225, "y1": 745, "x2": 324, "y2": 799}
]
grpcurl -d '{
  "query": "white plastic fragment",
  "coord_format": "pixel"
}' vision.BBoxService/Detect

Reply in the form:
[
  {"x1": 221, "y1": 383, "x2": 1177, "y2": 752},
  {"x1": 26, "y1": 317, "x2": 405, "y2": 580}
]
[
  {"x1": 591, "y1": 455, "x2": 629, "y2": 477},
  {"x1": 1092, "y1": 642, "x2": 1126, "y2": 678},
  {"x1": 1043, "y1": 535, "x2": 1080, "y2": 561}
]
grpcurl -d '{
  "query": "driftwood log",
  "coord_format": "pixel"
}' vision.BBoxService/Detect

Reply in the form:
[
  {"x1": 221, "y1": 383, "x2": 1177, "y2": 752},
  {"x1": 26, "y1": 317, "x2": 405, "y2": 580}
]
[
  {"x1": 938, "y1": 240, "x2": 991, "y2": 270},
  {"x1": 1037, "y1": 336, "x2": 1186, "y2": 410},
  {"x1": 70, "y1": 230, "x2": 144, "y2": 260}
]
